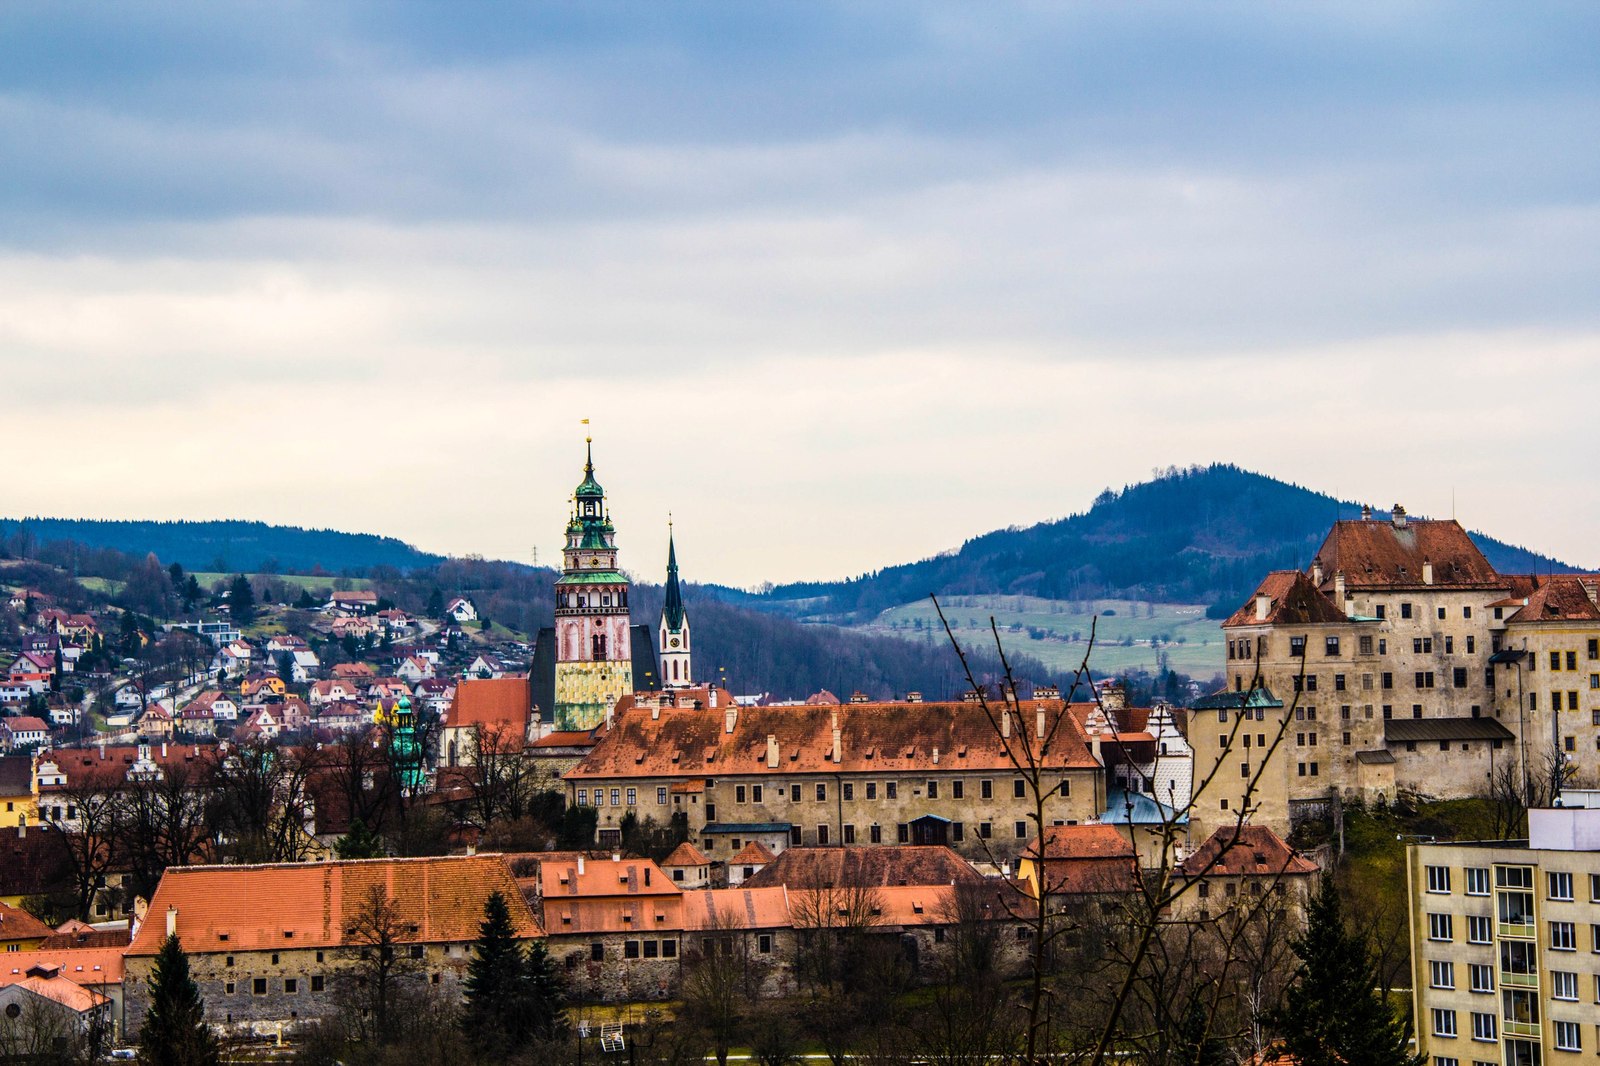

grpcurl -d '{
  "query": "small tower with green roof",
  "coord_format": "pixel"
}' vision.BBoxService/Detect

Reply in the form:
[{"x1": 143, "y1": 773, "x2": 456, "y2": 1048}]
[
  {"x1": 658, "y1": 522, "x2": 692, "y2": 689},
  {"x1": 552, "y1": 438, "x2": 635, "y2": 729}
]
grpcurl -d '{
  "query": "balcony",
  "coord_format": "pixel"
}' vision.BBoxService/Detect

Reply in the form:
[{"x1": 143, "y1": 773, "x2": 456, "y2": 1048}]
[
  {"x1": 1497, "y1": 921, "x2": 1536, "y2": 940},
  {"x1": 1499, "y1": 970, "x2": 1538, "y2": 989},
  {"x1": 1502, "y1": 1019, "x2": 1540, "y2": 1039}
]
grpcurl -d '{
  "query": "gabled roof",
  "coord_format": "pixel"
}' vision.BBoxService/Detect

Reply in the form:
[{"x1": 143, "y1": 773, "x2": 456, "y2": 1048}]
[
  {"x1": 1177, "y1": 825, "x2": 1317, "y2": 878},
  {"x1": 0, "y1": 970, "x2": 108, "y2": 1013},
  {"x1": 1313, "y1": 517, "x2": 1501, "y2": 590},
  {"x1": 449, "y1": 677, "x2": 532, "y2": 744},
  {"x1": 1505, "y1": 575, "x2": 1600, "y2": 623},
  {"x1": 568, "y1": 700, "x2": 1100, "y2": 781},
  {"x1": 660, "y1": 842, "x2": 710, "y2": 868},
  {"x1": 2, "y1": 717, "x2": 49, "y2": 733},
  {"x1": 127, "y1": 855, "x2": 540, "y2": 956},
  {"x1": 0, "y1": 901, "x2": 54, "y2": 942},
  {"x1": 1020, "y1": 825, "x2": 1139, "y2": 895},
  {"x1": 1224, "y1": 571, "x2": 1349, "y2": 629},
  {"x1": 538, "y1": 856, "x2": 679, "y2": 900},
  {"x1": 743, "y1": 845, "x2": 981, "y2": 889},
  {"x1": 681, "y1": 886, "x2": 791, "y2": 931},
  {"x1": 729, "y1": 840, "x2": 776, "y2": 866}
]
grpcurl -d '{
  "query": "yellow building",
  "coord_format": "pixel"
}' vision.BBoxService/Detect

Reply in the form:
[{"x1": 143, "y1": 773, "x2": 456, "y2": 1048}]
[
  {"x1": 0, "y1": 755, "x2": 36, "y2": 829},
  {"x1": 0, "y1": 900, "x2": 52, "y2": 951}
]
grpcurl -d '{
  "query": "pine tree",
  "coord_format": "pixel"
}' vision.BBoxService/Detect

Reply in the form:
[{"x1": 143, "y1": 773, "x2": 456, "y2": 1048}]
[
  {"x1": 524, "y1": 938, "x2": 569, "y2": 1040},
  {"x1": 228, "y1": 575, "x2": 256, "y2": 625},
  {"x1": 138, "y1": 934, "x2": 219, "y2": 1066},
  {"x1": 426, "y1": 588, "x2": 444, "y2": 619},
  {"x1": 1272, "y1": 879, "x2": 1424, "y2": 1066},
  {"x1": 335, "y1": 818, "x2": 385, "y2": 859},
  {"x1": 462, "y1": 891, "x2": 530, "y2": 1055}
]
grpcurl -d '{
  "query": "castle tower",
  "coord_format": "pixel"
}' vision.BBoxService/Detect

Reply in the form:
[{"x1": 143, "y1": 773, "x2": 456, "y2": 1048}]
[
  {"x1": 658, "y1": 524, "x2": 691, "y2": 689},
  {"x1": 552, "y1": 439, "x2": 634, "y2": 729}
]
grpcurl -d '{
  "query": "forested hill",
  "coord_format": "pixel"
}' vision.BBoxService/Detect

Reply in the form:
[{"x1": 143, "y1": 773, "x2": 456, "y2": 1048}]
[
  {"x1": 737, "y1": 465, "x2": 1578, "y2": 622},
  {"x1": 0, "y1": 519, "x2": 442, "y2": 575}
]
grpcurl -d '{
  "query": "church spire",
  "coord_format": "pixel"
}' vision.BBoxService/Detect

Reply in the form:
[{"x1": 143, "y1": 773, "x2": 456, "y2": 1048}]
[
  {"x1": 658, "y1": 517, "x2": 691, "y2": 690},
  {"x1": 663, "y1": 521, "x2": 685, "y2": 632}
]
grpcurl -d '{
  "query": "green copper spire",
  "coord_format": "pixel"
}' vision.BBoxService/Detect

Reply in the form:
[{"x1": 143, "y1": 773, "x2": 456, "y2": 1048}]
[
  {"x1": 663, "y1": 522, "x2": 685, "y2": 631},
  {"x1": 575, "y1": 436, "x2": 604, "y2": 499}
]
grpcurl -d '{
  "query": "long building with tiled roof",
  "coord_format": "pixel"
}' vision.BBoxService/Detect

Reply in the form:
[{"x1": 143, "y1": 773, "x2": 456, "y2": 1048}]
[{"x1": 564, "y1": 697, "x2": 1107, "y2": 860}]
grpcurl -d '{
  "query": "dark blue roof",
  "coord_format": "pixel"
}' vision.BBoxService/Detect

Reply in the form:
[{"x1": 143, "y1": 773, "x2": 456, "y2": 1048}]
[{"x1": 703, "y1": 822, "x2": 793, "y2": 834}]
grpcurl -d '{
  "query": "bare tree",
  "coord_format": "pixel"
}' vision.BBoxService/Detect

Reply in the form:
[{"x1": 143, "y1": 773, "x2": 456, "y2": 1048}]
[
  {"x1": 679, "y1": 905, "x2": 766, "y2": 1066},
  {"x1": 43, "y1": 782, "x2": 121, "y2": 922},
  {"x1": 118, "y1": 759, "x2": 214, "y2": 903},
  {"x1": 208, "y1": 738, "x2": 317, "y2": 864}
]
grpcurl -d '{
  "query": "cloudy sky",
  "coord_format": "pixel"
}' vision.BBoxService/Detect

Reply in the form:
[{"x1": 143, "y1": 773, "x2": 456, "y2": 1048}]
[{"x1": 2, "y1": 2, "x2": 1596, "y2": 585}]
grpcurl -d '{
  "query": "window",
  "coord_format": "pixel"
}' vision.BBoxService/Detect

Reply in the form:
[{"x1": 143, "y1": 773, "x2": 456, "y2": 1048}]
[
  {"x1": 1431, "y1": 1008, "x2": 1456, "y2": 1037},
  {"x1": 885, "y1": 782, "x2": 897, "y2": 800},
  {"x1": 1465, "y1": 867, "x2": 1489, "y2": 895},
  {"x1": 624, "y1": 940, "x2": 640, "y2": 959},
  {"x1": 1468, "y1": 963, "x2": 1493, "y2": 993},
  {"x1": 1290, "y1": 636, "x2": 1306, "y2": 657},
  {"x1": 1382, "y1": 672, "x2": 1393, "y2": 690},
  {"x1": 927, "y1": 780, "x2": 939, "y2": 799},
  {"x1": 1552, "y1": 651, "x2": 1563, "y2": 671},
  {"x1": 657, "y1": 787, "x2": 668, "y2": 804},
  {"x1": 284, "y1": 978, "x2": 298, "y2": 994},
  {"x1": 866, "y1": 783, "x2": 876, "y2": 800},
  {"x1": 1590, "y1": 638, "x2": 1599, "y2": 660},
  {"x1": 1401, "y1": 602, "x2": 1413, "y2": 619},
  {"x1": 1416, "y1": 671, "x2": 1435, "y2": 689},
  {"x1": 1552, "y1": 970, "x2": 1578, "y2": 1000},
  {"x1": 1427, "y1": 865, "x2": 1452, "y2": 893},
  {"x1": 591, "y1": 942, "x2": 604, "y2": 961},
  {"x1": 409, "y1": 945, "x2": 424, "y2": 959},
  {"x1": 1549, "y1": 871, "x2": 1574, "y2": 900},
  {"x1": 817, "y1": 825, "x2": 829, "y2": 845},
  {"x1": 1427, "y1": 913, "x2": 1453, "y2": 941},
  {"x1": 869, "y1": 825, "x2": 881, "y2": 844},
  {"x1": 1466, "y1": 915, "x2": 1492, "y2": 944},
  {"x1": 752, "y1": 785, "x2": 763, "y2": 803},
  {"x1": 253, "y1": 978, "x2": 268, "y2": 995},
  {"x1": 610, "y1": 788, "x2": 620, "y2": 806},
  {"x1": 1555, "y1": 1020, "x2": 1582, "y2": 1052},
  {"x1": 979, "y1": 822, "x2": 992, "y2": 839},
  {"x1": 843, "y1": 824, "x2": 855, "y2": 844},
  {"x1": 980, "y1": 779, "x2": 992, "y2": 799},
  {"x1": 1359, "y1": 635, "x2": 1374, "y2": 655},
  {"x1": 577, "y1": 789, "x2": 588, "y2": 806},
  {"x1": 311, "y1": 975, "x2": 325, "y2": 992},
  {"x1": 644, "y1": 940, "x2": 659, "y2": 959},
  {"x1": 897, "y1": 823, "x2": 909, "y2": 844},
  {"x1": 1013, "y1": 779, "x2": 1026, "y2": 799},
  {"x1": 1415, "y1": 638, "x2": 1432, "y2": 654},
  {"x1": 1335, "y1": 674, "x2": 1346, "y2": 691},
  {"x1": 952, "y1": 780, "x2": 964, "y2": 799},
  {"x1": 1375, "y1": 605, "x2": 1387, "y2": 620},
  {"x1": 758, "y1": 933, "x2": 772, "y2": 954},
  {"x1": 1590, "y1": 873, "x2": 1600, "y2": 902},
  {"x1": 1014, "y1": 821, "x2": 1028, "y2": 839},
  {"x1": 626, "y1": 788, "x2": 636, "y2": 806},
  {"x1": 1470, "y1": 1012, "x2": 1496, "y2": 1041},
  {"x1": 1445, "y1": 636, "x2": 1454, "y2": 654},
  {"x1": 225, "y1": 982, "x2": 235, "y2": 994},
  {"x1": 1551, "y1": 920, "x2": 1576, "y2": 950},
  {"x1": 1325, "y1": 636, "x2": 1340, "y2": 656},
  {"x1": 815, "y1": 784, "x2": 826, "y2": 802},
  {"x1": 1430, "y1": 960, "x2": 1455, "y2": 988}
]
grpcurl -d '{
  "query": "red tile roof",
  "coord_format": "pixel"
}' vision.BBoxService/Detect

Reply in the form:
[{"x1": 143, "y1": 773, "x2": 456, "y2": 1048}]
[
  {"x1": 1224, "y1": 571, "x2": 1348, "y2": 629},
  {"x1": 0, "y1": 947, "x2": 123, "y2": 987},
  {"x1": 1021, "y1": 825, "x2": 1140, "y2": 896},
  {"x1": 1506, "y1": 575, "x2": 1600, "y2": 623},
  {"x1": 567, "y1": 700, "x2": 1100, "y2": 781},
  {"x1": 1177, "y1": 825, "x2": 1318, "y2": 878},
  {"x1": 729, "y1": 841, "x2": 775, "y2": 865},
  {"x1": 681, "y1": 886, "x2": 791, "y2": 930},
  {"x1": 0, "y1": 901, "x2": 54, "y2": 942},
  {"x1": 661, "y1": 842, "x2": 710, "y2": 867},
  {"x1": 127, "y1": 855, "x2": 541, "y2": 956},
  {"x1": 450, "y1": 677, "x2": 532, "y2": 740},
  {"x1": 1313, "y1": 517, "x2": 1500, "y2": 590},
  {"x1": 743, "y1": 846, "x2": 981, "y2": 889}
]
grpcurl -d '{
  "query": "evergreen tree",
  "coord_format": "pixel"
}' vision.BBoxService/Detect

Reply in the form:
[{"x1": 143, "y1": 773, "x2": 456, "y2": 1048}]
[
  {"x1": 426, "y1": 588, "x2": 444, "y2": 619},
  {"x1": 138, "y1": 934, "x2": 219, "y2": 1066},
  {"x1": 335, "y1": 818, "x2": 386, "y2": 859},
  {"x1": 462, "y1": 891, "x2": 566, "y2": 1052},
  {"x1": 295, "y1": 587, "x2": 315, "y2": 610},
  {"x1": 1272, "y1": 879, "x2": 1424, "y2": 1066},
  {"x1": 1173, "y1": 988, "x2": 1229, "y2": 1066},
  {"x1": 228, "y1": 575, "x2": 256, "y2": 625},
  {"x1": 182, "y1": 575, "x2": 203, "y2": 611}
]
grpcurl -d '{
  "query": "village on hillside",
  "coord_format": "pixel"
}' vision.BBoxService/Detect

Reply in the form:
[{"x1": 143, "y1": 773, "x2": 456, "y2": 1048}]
[{"x1": 2, "y1": 449, "x2": 1598, "y2": 1066}]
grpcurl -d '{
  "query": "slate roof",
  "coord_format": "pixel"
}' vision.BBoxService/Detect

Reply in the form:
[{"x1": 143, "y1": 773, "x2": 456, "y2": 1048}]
[
  {"x1": 1384, "y1": 717, "x2": 1515, "y2": 744},
  {"x1": 743, "y1": 846, "x2": 982, "y2": 890},
  {"x1": 1313, "y1": 517, "x2": 1501, "y2": 590},
  {"x1": 127, "y1": 855, "x2": 540, "y2": 956}
]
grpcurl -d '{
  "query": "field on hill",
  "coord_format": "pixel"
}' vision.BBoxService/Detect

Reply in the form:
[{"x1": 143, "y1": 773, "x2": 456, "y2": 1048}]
[
  {"x1": 854, "y1": 595, "x2": 1225, "y2": 679},
  {"x1": 190, "y1": 572, "x2": 374, "y2": 593}
]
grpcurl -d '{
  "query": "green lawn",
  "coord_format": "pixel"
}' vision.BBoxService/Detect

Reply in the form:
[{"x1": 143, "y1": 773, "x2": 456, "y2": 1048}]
[
  {"x1": 76, "y1": 576, "x2": 126, "y2": 595},
  {"x1": 191, "y1": 572, "x2": 373, "y2": 593},
  {"x1": 855, "y1": 595, "x2": 1224, "y2": 678}
]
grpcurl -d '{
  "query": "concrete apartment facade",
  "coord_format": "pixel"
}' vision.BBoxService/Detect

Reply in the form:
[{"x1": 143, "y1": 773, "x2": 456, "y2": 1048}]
[{"x1": 1407, "y1": 808, "x2": 1600, "y2": 1066}]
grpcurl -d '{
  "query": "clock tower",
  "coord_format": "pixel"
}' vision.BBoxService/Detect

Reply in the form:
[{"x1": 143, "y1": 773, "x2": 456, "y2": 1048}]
[
  {"x1": 658, "y1": 525, "x2": 692, "y2": 689},
  {"x1": 552, "y1": 439, "x2": 634, "y2": 729}
]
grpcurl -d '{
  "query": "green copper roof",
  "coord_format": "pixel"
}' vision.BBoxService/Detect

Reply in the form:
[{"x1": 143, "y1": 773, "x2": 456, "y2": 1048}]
[
  {"x1": 662, "y1": 530, "x2": 686, "y2": 631},
  {"x1": 556, "y1": 570, "x2": 629, "y2": 586},
  {"x1": 575, "y1": 438, "x2": 604, "y2": 498}
]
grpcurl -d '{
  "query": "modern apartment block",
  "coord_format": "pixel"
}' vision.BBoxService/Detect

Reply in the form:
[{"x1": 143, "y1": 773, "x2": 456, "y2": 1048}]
[{"x1": 1407, "y1": 807, "x2": 1600, "y2": 1066}]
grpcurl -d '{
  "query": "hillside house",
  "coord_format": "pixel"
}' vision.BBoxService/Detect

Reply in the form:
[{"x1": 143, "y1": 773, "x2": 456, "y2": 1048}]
[
  {"x1": 446, "y1": 597, "x2": 478, "y2": 623},
  {"x1": 1, "y1": 717, "x2": 49, "y2": 753}
]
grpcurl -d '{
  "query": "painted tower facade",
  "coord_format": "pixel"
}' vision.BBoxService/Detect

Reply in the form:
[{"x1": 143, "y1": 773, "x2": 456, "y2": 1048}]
[
  {"x1": 553, "y1": 440, "x2": 634, "y2": 730},
  {"x1": 659, "y1": 527, "x2": 692, "y2": 689}
]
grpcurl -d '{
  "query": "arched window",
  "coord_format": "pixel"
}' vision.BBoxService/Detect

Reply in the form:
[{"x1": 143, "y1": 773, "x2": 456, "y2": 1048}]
[{"x1": 592, "y1": 633, "x2": 608, "y2": 661}]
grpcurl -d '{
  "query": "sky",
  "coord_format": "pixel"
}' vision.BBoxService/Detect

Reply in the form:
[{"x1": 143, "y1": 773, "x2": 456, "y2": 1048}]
[{"x1": 1, "y1": 2, "x2": 1597, "y2": 587}]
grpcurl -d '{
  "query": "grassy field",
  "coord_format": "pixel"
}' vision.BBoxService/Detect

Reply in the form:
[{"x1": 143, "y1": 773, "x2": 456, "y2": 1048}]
[
  {"x1": 76, "y1": 576, "x2": 125, "y2": 595},
  {"x1": 855, "y1": 595, "x2": 1224, "y2": 678},
  {"x1": 190, "y1": 572, "x2": 373, "y2": 593}
]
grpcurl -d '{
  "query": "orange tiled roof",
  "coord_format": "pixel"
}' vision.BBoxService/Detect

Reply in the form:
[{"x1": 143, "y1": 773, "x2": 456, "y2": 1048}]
[
  {"x1": 0, "y1": 970, "x2": 108, "y2": 1013},
  {"x1": 1313, "y1": 517, "x2": 1501, "y2": 590},
  {"x1": 538, "y1": 856, "x2": 679, "y2": 900},
  {"x1": 127, "y1": 855, "x2": 541, "y2": 956},
  {"x1": 681, "y1": 887, "x2": 792, "y2": 931},
  {"x1": 450, "y1": 677, "x2": 532, "y2": 739},
  {"x1": 567, "y1": 700, "x2": 1099, "y2": 782},
  {"x1": 1022, "y1": 825, "x2": 1140, "y2": 895},
  {"x1": 661, "y1": 842, "x2": 710, "y2": 867},
  {"x1": 1224, "y1": 571, "x2": 1349, "y2": 629},
  {"x1": 729, "y1": 841, "x2": 776, "y2": 865},
  {"x1": 744, "y1": 846, "x2": 981, "y2": 890},
  {"x1": 0, "y1": 947, "x2": 123, "y2": 987},
  {"x1": 1178, "y1": 825, "x2": 1318, "y2": 878}
]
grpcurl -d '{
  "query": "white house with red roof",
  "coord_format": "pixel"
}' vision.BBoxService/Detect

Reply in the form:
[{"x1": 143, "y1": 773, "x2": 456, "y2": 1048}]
[{"x1": 0, "y1": 717, "x2": 49, "y2": 752}]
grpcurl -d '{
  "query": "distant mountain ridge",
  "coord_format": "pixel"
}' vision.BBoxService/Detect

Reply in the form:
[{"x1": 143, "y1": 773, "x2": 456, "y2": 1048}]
[
  {"x1": 732, "y1": 465, "x2": 1581, "y2": 623},
  {"x1": 0, "y1": 518, "x2": 443, "y2": 575}
]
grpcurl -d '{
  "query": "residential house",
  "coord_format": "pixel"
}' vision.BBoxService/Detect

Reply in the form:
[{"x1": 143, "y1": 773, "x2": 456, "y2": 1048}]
[
  {"x1": 0, "y1": 900, "x2": 53, "y2": 951},
  {"x1": 329, "y1": 616, "x2": 379, "y2": 640},
  {"x1": 1015, "y1": 824, "x2": 1142, "y2": 909},
  {"x1": 0, "y1": 962, "x2": 113, "y2": 1045},
  {"x1": 263, "y1": 635, "x2": 309, "y2": 655},
  {"x1": 9, "y1": 651, "x2": 57, "y2": 679},
  {"x1": 1, "y1": 717, "x2": 49, "y2": 753},
  {"x1": 396, "y1": 656, "x2": 435, "y2": 684},
  {"x1": 0, "y1": 948, "x2": 125, "y2": 1040},
  {"x1": 0, "y1": 756, "x2": 35, "y2": 828},
  {"x1": 122, "y1": 855, "x2": 541, "y2": 1034},
  {"x1": 0, "y1": 675, "x2": 50, "y2": 701},
  {"x1": 1170, "y1": 825, "x2": 1319, "y2": 922},
  {"x1": 323, "y1": 590, "x2": 379, "y2": 617},
  {"x1": 289, "y1": 649, "x2": 320, "y2": 684},
  {"x1": 182, "y1": 691, "x2": 239, "y2": 724},
  {"x1": 446, "y1": 597, "x2": 478, "y2": 623},
  {"x1": 135, "y1": 703, "x2": 174, "y2": 738},
  {"x1": 330, "y1": 663, "x2": 375, "y2": 682},
  {"x1": 309, "y1": 679, "x2": 358, "y2": 707},
  {"x1": 240, "y1": 675, "x2": 287, "y2": 700},
  {"x1": 219, "y1": 641, "x2": 252, "y2": 678},
  {"x1": 464, "y1": 653, "x2": 505, "y2": 680}
]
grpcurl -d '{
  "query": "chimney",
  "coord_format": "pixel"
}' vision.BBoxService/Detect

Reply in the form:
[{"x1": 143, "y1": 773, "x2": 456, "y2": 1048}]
[
  {"x1": 724, "y1": 706, "x2": 737, "y2": 734},
  {"x1": 830, "y1": 709, "x2": 842, "y2": 764},
  {"x1": 97, "y1": 740, "x2": 105, "y2": 760},
  {"x1": 1091, "y1": 733, "x2": 1102, "y2": 765},
  {"x1": 932, "y1": 746, "x2": 940, "y2": 765},
  {"x1": 1255, "y1": 595, "x2": 1270, "y2": 621},
  {"x1": 160, "y1": 742, "x2": 167, "y2": 759},
  {"x1": 577, "y1": 855, "x2": 585, "y2": 875},
  {"x1": 1392, "y1": 504, "x2": 1407, "y2": 529},
  {"x1": 1035, "y1": 705, "x2": 1046, "y2": 740},
  {"x1": 1001, "y1": 710, "x2": 1011, "y2": 739},
  {"x1": 1311, "y1": 557, "x2": 1323, "y2": 586},
  {"x1": 1422, "y1": 559, "x2": 1434, "y2": 585},
  {"x1": 1101, "y1": 684, "x2": 1126, "y2": 713},
  {"x1": 766, "y1": 734, "x2": 779, "y2": 769},
  {"x1": 1334, "y1": 571, "x2": 1347, "y2": 611},
  {"x1": 651, "y1": 702, "x2": 660, "y2": 721},
  {"x1": 166, "y1": 906, "x2": 178, "y2": 939},
  {"x1": 1360, "y1": 503, "x2": 1372, "y2": 521}
]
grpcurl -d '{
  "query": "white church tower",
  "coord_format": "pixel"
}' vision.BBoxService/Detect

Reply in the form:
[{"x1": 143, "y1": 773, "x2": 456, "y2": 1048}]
[{"x1": 658, "y1": 525, "x2": 692, "y2": 689}]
